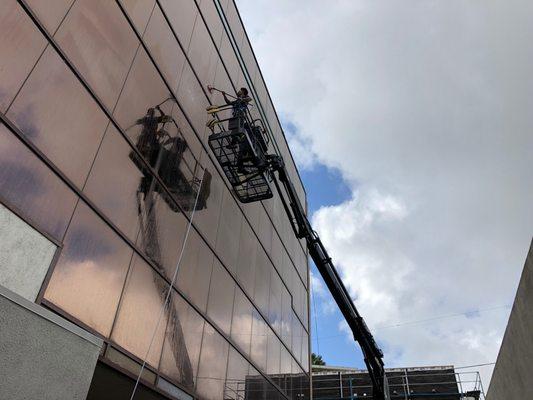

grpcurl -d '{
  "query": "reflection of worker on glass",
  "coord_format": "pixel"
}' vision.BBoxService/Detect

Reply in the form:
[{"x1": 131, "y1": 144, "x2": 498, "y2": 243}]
[{"x1": 126, "y1": 102, "x2": 211, "y2": 390}]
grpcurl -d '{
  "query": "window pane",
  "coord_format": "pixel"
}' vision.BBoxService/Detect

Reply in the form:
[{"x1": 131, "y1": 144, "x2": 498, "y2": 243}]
[
  {"x1": 7, "y1": 46, "x2": 109, "y2": 187},
  {"x1": 266, "y1": 331, "x2": 281, "y2": 377},
  {"x1": 118, "y1": 0, "x2": 155, "y2": 35},
  {"x1": 253, "y1": 247, "x2": 271, "y2": 316},
  {"x1": 193, "y1": 159, "x2": 223, "y2": 247},
  {"x1": 143, "y1": 4, "x2": 185, "y2": 92},
  {"x1": 44, "y1": 201, "x2": 133, "y2": 336},
  {"x1": 158, "y1": 0, "x2": 197, "y2": 49},
  {"x1": 235, "y1": 220, "x2": 257, "y2": 297},
  {"x1": 269, "y1": 270, "x2": 282, "y2": 332},
  {"x1": 196, "y1": 324, "x2": 229, "y2": 400},
  {"x1": 230, "y1": 287, "x2": 253, "y2": 356},
  {"x1": 55, "y1": 0, "x2": 139, "y2": 109},
  {"x1": 0, "y1": 123, "x2": 78, "y2": 239},
  {"x1": 224, "y1": 347, "x2": 250, "y2": 400},
  {"x1": 136, "y1": 183, "x2": 188, "y2": 279},
  {"x1": 175, "y1": 63, "x2": 209, "y2": 138},
  {"x1": 112, "y1": 47, "x2": 170, "y2": 134},
  {"x1": 25, "y1": 0, "x2": 74, "y2": 34},
  {"x1": 0, "y1": 0, "x2": 47, "y2": 112},
  {"x1": 250, "y1": 311, "x2": 267, "y2": 372},
  {"x1": 159, "y1": 292, "x2": 204, "y2": 391},
  {"x1": 187, "y1": 17, "x2": 217, "y2": 85},
  {"x1": 206, "y1": 259, "x2": 235, "y2": 335},
  {"x1": 215, "y1": 189, "x2": 242, "y2": 274},
  {"x1": 83, "y1": 125, "x2": 144, "y2": 241},
  {"x1": 111, "y1": 255, "x2": 168, "y2": 368},
  {"x1": 176, "y1": 228, "x2": 214, "y2": 312}
]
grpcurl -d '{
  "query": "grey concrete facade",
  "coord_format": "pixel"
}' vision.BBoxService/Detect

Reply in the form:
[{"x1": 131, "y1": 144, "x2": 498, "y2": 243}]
[
  {"x1": 487, "y1": 239, "x2": 533, "y2": 400},
  {"x1": 0, "y1": 285, "x2": 103, "y2": 400},
  {"x1": 0, "y1": 203, "x2": 57, "y2": 301}
]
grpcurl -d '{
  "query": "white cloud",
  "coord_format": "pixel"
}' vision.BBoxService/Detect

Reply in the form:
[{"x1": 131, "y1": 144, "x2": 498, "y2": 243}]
[{"x1": 238, "y1": 0, "x2": 533, "y2": 389}]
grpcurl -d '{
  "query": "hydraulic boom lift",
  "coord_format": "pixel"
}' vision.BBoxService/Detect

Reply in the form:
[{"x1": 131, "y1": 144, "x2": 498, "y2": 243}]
[{"x1": 206, "y1": 87, "x2": 389, "y2": 400}]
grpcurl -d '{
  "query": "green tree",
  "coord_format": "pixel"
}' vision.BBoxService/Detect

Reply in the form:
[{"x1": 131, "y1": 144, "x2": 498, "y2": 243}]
[{"x1": 311, "y1": 353, "x2": 326, "y2": 366}]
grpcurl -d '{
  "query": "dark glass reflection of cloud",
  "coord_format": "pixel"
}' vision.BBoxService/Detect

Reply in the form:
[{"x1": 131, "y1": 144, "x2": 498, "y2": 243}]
[{"x1": 64, "y1": 223, "x2": 114, "y2": 263}]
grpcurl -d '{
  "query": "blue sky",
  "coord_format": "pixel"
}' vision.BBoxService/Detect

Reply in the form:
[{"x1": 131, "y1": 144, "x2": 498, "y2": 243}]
[{"x1": 238, "y1": 0, "x2": 533, "y2": 387}]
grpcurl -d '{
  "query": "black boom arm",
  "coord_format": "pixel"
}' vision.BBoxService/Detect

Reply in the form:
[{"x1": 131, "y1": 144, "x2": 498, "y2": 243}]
[
  {"x1": 205, "y1": 91, "x2": 388, "y2": 399},
  {"x1": 269, "y1": 156, "x2": 388, "y2": 400}
]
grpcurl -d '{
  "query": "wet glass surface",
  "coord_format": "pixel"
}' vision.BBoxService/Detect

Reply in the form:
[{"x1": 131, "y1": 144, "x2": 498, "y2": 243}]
[
  {"x1": 55, "y1": 0, "x2": 139, "y2": 109},
  {"x1": 44, "y1": 201, "x2": 133, "y2": 336},
  {"x1": 0, "y1": 123, "x2": 78, "y2": 239},
  {"x1": 111, "y1": 254, "x2": 168, "y2": 368},
  {"x1": 0, "y1": 0, "x2": 47, "y2": 112},
  {"x1": 159, "y1": 292, "x2": 205, "y2": 391},
  {"x1": 7, "y1": 46, "x2": 109, "y2": 188},
  {"x1": 196, "y1": 324, "x2": 229, "y2": 400}
]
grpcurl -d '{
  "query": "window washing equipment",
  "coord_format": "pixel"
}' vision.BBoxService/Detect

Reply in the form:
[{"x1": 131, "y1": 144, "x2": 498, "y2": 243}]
[{"x1": 206, "y1": 87, "x2": 389, "y2": 400}]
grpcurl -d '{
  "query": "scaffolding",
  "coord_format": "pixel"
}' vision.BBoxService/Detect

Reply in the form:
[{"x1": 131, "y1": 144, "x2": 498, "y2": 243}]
[{"x1": 312, "y1": 367, "x2": 485, "y2": 400}]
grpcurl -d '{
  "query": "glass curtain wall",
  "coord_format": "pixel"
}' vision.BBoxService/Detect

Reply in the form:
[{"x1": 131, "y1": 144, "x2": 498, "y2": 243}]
[{"x1": 0, "y1": 0, "x2": 310, "y2": 399}]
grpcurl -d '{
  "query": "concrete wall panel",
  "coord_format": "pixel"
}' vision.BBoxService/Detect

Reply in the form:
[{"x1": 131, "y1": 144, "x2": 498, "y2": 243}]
[{"x1": 487, "y1": 240, "x2": 533, "y2": 400}]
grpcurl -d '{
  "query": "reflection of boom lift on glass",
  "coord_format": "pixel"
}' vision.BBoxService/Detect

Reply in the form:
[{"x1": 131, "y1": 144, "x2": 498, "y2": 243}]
[
  {"x1": 206, "y1": 87, "x2": 389, "y2": 400},
  {"x1": 127, "y1": 101, "x2": 211, "y2": 390}
]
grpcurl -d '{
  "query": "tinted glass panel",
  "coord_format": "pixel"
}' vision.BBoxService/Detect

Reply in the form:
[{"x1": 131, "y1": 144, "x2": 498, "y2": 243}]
[
  {"x1": 113, "y1": 47, "x2": 170, "y2": 134},
  {"x1": 111, "y1": 255, "x2": 168, "y2": 368},
  {"x1": 0, "y1": 123, "x2": 78, "y2": 239},
  {"x1": 159, "y1": 292, "x2": 204, "y2": 391},
  {"x1": 7, "y1": 46, "x2": 109, "y2": 187},
  {"x1": 55, "y1": 0, "x2": 139, "y2": 109},
  {"x1": 206, "y1": 259, "x2": 235, "y2": 335},
  {"x1": 0, "y1": 0, "x2": 47, "y2": 112},
  {"x1": 193, "y1": 159, "x2": 223, "y2": 246},
  {"x1": 175, "y1": 63, "x2": 209, "y2": 139},
  {"x1": 196, "y1": 324, "x2": 229, "y2": 400},
  {"x1": 83, "y1": 125, "x2": 144, "y2": 241},
  {"x1": 158, "y1": 0, "x2": 197, "y2": 49},
  {"x1": 253, "y1": 248, "x2": 270, "y2": 316},
  {"x1": 44, "y1": 201, "x2": 133, "y2": 336},
  {"x1": 224, "y1": 347, "x2": 250, "y2": 400},
  {"x1": 176, "y1": 228, "x2": 214, "y2": 312},
  {"x1": 26, "y1": 0, "x2": 74, "y2": 33},
  {"x1": 136, "y1": 183, "x2": 188, "y2": 279},
  {"x1": 215, "y1": 189, "x2": 241, "y2": 273},
  {"x1": 230, "y1": 287, "x2": 253, "y2": 356},
  {"x1": 250, "y1": 311, "x2": 267, "y2": 372},
  {"x1": 187, "y1": 17, "x2": 217, "y2": 85},
  {"x1": 119, "y1": 0, "x2": 155, "y2": 35},
  {"x1": 235, "y1": 220, "x2": 257, "y2": 296},
  {"x1": 143, "y1": 4, "x2": 185, "y2": 92}
]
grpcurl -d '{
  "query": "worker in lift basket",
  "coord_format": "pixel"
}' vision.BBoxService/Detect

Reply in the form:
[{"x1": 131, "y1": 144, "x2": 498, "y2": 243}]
[{"x1": 223, "y1": 87, "x2": 252, "y2": 116}]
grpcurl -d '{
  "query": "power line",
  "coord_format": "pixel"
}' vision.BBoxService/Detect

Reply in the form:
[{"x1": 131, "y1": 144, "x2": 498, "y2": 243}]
[
  {"x1": 315, "y1": 304, "x2": 511, "y2": 341},
  {"x1": 454, "y1": 362, "x2": 496, "y2": 369}
]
